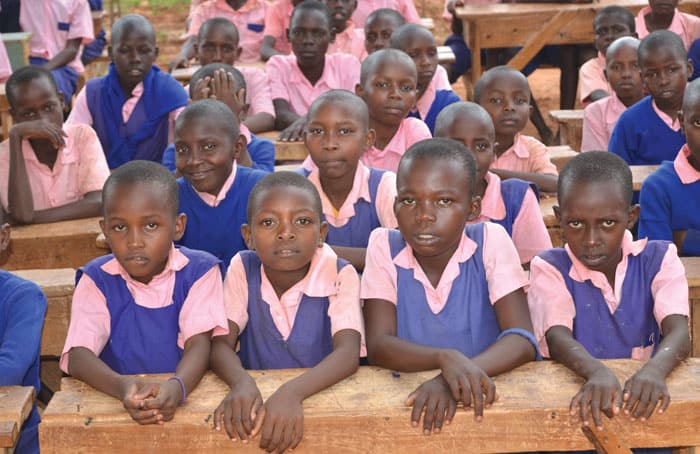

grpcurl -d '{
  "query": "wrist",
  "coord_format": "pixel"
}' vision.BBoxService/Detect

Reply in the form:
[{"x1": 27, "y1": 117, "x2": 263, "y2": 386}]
[
  {"x1": 278, "y1": 381, "x2": 304, "y2": 403},
  {"x1": 436, "y1": 349, "x2": 458, "y2": 371},
  {"x1": 168, "y1": 375, "x2": 186, "y2": 405}
]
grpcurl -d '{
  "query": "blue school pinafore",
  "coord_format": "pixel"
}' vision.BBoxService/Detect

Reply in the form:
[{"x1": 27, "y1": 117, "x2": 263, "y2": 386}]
[{"x1": 493, "y1": 178, "x2": 539, "y2": 236}]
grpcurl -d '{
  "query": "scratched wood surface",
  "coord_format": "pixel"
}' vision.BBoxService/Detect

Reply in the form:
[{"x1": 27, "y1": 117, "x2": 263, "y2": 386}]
[{"x1": 0, "y1": 386, "x2": 34, "y2": 449}]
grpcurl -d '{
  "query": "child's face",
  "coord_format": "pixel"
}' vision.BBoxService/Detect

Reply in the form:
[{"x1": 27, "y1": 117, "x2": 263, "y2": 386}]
[
  {"x1": 397, "y1": 31, "x2": 439, "y2": 97},
  {"x1": 197, "y1": 26, "x2": 241, "y2": 66},
  {"x1": 640, "y1": 48, "x2": 691, "y2": 108},
  {"x1": 304, "y1": 101, "x2": 374, "y2": 180},
  {"x1": 174, "y1": 116, "x2": 244, "y2": 196},
  {"x1": 110, "y1": 27, "x2": 158, "y2": 89},
  {"x1": 365, "y1": 16, "x2": 400, "y2": 54},
  {"x1": 288, "y1": 9, "x2": 333, "y2": 67},
  {"x1": 9, "y1": 78, "x2": 64, "y2": 127},
  {"x1": 478, "y1": 72, "x2": 531, "y2": 139},
  {"x1": 100, "y1": 182, "x2": 185, "y2": 285},
  {"x1": 357, "y1": 59, "x2": 417, "y2": 127},
  {"x1": 395, "y1": 157, "x2": 480, "y2": 265},
  {"x1": 593, "y1": 14, "x2": 634, "y2": 54},
  {"x1": 242, "y1": 186, "x2": 327, "y2": 275},
  {"x1": 680, "y1": 95, "x2": 700, "y2": 163},
  {"x1": 605, "y1": 45, "x2": 643, "y2": 101},
  {"x1": 555, "y1": 180, "x2": 637, "y2": 279},
  {"x1": 324, "y1": 0, "x2": 357, "y2": 27},
  {"x1": 649, "y1": 0, "x2": 678, "y2": 16},
  {"x1": 436, "y1": 115, "x2": 495, "y2": 183}
]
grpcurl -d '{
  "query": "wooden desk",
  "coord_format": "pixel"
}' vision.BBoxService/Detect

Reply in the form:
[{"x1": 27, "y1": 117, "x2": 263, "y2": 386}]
[
  {"x1": 546, "y1": 145, "x2": 577, "y2": 172},
  {"x1": 0, "y1": 217, "x2": 104, "y2": 271},
  {"x1": 258, "y1": 131, "x2": 309, "y2": 162},
  {"x1": 0, "y1": 83, "x2": 10, "y2": 141},
  {"x1": 172, "y1": 61, "x2": 267, "y2": 84},
  {"x1": 437, "y1": 45, "x2": 456, "y2": 65},
  {"x1": 0, "y1": 386, "x2": 34, "y2": 452},
  {"x1": 631, "y1": 165, "x2": 659, "y2": 192},
  {"x1": 40, "y1": 359, "x2": 700, "y2": 452},
  {"x1": 540, "y1": 195, "x2": 561, "y2": 247},
  {"x1": 681, "y1": 257, "x2": 700, "y2": 357},
  {"x1": 1, "y1": 32, "x2": 31, "y2": 71},
  {"x1": 456, "y1": 0, "x2": 700, "y2": 84},
  {"x1": 549, "y1": 109, "x2": 584, "y2": 152}
]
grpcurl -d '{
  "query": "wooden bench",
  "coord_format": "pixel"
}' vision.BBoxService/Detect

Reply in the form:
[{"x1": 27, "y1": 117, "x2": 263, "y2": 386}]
[
  {"x1": 0, "y1": 386, "x2": 34, "y2": 453},
  {"x1": 1, "y1": 32, "x2": 31, "y2": 71},
  {"x1": 258, "y1": 131, "x2": 309, "y2": 162},
  {"x1": 546, "y1": 145, "x2": 577, "y2": 172},
  {"x1": 539, "y1": 195, "x2": 560, "y2": 247},
  {"x1": 549, "y1": 109, "x2": 584, "y2": 152},
  {"x1": 40, "y1": 359, "x2": 700, "y2": 452},
  {"x1": 419, "y1": 17, "x2": 434, "y2": 30},
  {"x1": 437, "y1": 45, "x2": 456, "y2": 65},
  {"x1": 631, "y1": 165, "x2": 659, "y2": 191},
  {"x1": 171, "y1": 61, "x2": 267, "y2": 84},
  {"x1": 0, "y1": 83, "x2": 9, "y2": 141},
  {"x1": 681, "y1": 258, "x2": 700, "y2": 357}
]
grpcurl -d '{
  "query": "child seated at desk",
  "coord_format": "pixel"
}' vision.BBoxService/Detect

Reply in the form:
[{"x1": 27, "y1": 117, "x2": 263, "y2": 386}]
[
  {"x1": 581, "y1": 37, "x2": 644, "y2": 152},
  {"x1": 391, "y1": 24, "x2": 459, "y2": 135},
  {"x1": 210, "y1": 171, "x2": 363, "y2": 450},
  {"x1": 636, "y1": 0, "x2": 700, "y2": 50},
  {"x1": 67, "y1": 14, "x2": 189, "y2": 169},
  {"x1": 0, "y1": 209, "x2": 47, "y2": 453},
  {"x1": 301, "y1": 90, "x2": 397, "y2": 271},
  {"x1": 61, "y1": 160, "x2": 229, "y2": 425},
  {"x1": 260, "y1": 0, "x2": 303, "y2": 60},
  {"x1": 0, "y1": 66, "x2": 108, "y2": 225},
  {"x1": 528, "y1": 152, "x2": 689, "y2": 449},
  {"x1": 323, "y1": 0, "x2": 365, "y2": 59},
  {"x1": 639, "y1": 78, "x2": 700, "y2": 256},
  {"x1": 174, "y1": 99, "x2": 268, "y2": 271},
  {"x1": 362, "y1": 138, "x2": 538, "y2": 434},
  {"x1": 579, "y1": 6, "x2": 637, "y2": 105},
  {"x1": 356, "y1": 48, "x2": 431, "y2": 173},
  {"x1": 474, "y1": 66, "x2": 558, "y2": 193},
  {"x1": 435, "y1": 102, "x2": 551, "y2": 265},
  {"x1": 0, "y1": 37, "x2": 11, "y2": 82},
  {"x1": 364, "y1": 8, "x2": 405, "y2": 56},
  {"x1": 609, "y1": 31, "x2": 692, "y2": 166},
  {"x1": 268, "y1": 0, "x2": 361, "y2": 141}
]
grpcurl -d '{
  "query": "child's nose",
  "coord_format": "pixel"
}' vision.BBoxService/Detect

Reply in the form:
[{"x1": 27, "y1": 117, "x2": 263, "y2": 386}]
[{"x1": 277, "y1": 224, "x2": 296, "y2": 240}]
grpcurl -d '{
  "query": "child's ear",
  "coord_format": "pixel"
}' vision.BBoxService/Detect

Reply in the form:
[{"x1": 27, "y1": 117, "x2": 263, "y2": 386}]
[
  {"x1": 57, "y1": 91, "x2": 65, "y2": 111},
  {"x1": 603, "y1": 68, "x2": 609, "y2": 82},
  {"x1": 286, "y1": 27, "x2": 291, "y2": 43},
  {"x1": 355, "y1": 83, "x2": 364, "y2": 99},
  {"x1": 679, "y1": 110, "x2": 686, "y2": 136},
  {"x1": 627, "y1": 204, "x2": 640, "y2": 229},
  {"x1": 467, "y1": 195, "x2": 482, "y2": 221},
  {"x1": 154, "y1": 46, "x2": 160, "y2": 60},
  {"x1": 0, "y1": 222, "x2": 11, "y2": 254},
  {"x1": 233, "y1": 133, "x2": 246, "y2": 161},
  {"x1": 687, "y1": 59, "x2": 694, "y2": 79},
  {"x1": 173, "y1": 213, "x2": 187, "y2": 241},
  {"x1": 364, "y1": 128, "x2": 376, "y2": 150},
  {"x1": 241, "y1": 223, "x2": 254, "y2": 250},
  {"x1": 235, "y1": 46, "x2": 242, "y2": 62},
  {"x1": 553, "y1": 205, "x2": 561, "y2": 224},
  {"x1": 318, "y1": 221, "x2": 329, "y2": 246}
]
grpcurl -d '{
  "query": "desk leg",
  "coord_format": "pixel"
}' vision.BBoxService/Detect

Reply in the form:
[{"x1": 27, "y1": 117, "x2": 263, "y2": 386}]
[
  {"x1": 581, "y1": 425, "x2": 632, "y2": 454},
  {"x1": 507, "y1": 10, "x2": 578, "y2": 71},
  {"x1": 467, "y1": 21, "x2": 481, "y2": 85},
  {"x1": 691, "y1": 297, "x2": 700, "y2": 357}
]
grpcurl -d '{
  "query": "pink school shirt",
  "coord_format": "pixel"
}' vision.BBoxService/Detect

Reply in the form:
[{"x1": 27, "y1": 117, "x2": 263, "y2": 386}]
[
  {"x1": 361, "y1": 223, "x2": 528, "y2": 313},
  {"x1": 193, "y1": 162, "x2": 237, "y2": 207},
  {"x1": 307, "y1": 161, "x2": 398, "y2": 228},
  {"x1": 352, "y1": 0, "x2": 420, "y2": 29},
  {"x1": 675, "y1": 144, "x2": 700, "y2": 183},
  {"x1": 19, "y1": 0, "x2": 94, "y2": 74},
  {"x1": 527, "y1": 231, "x2": 689, "y2": 359},
  {"x1": 239, "y1": 66, "x2": 275, "y2": 117},
  {"x1": 0, "y1": 124, "x2": 109, "y2": 213},
  {"x1": 60, "y1": 246, "x2": 229, "y2": 372},
  {"x1": 224, "y1": 243, "x2": 365, "y2": 348},
  {"x1": 414, "y1": 66, "x2": 455, "y2": 119},
  {"x1": 635, "y1": 6, "x2": 700, "y2": 50},
  {"x1": 490, "y1": 133, "x2": 558, "y2": 175},
  {"x1": 360, "y1": 117, "x2": 431, "y2": 173},
  {"x1": 189, "y1": 0, "x2": 267, "y2": 63},
  {"x1": 581, "y1": 93, "x2": 626, "y2": 152},
  {"x1": 262, "y1": 0, "x2": 294, "y2": 55},
  {"x1": 267, "y1": 53, "x2": 361, "y2": 115},
  {"x1": 328, "y1": 22, "x2": 366, "y2": 60},
  {"x1": 578, "y1": 52, "x2": 611, "y2": 104},
  {"x1": 471, "y1": 172, "x2": 552, "y2": 264},
  {"x1": 652, "y1": 99, "x2": 681, "y2": 131},
  {"x1": 0, "y1": 38, "x2": 11, "y2": 82}
]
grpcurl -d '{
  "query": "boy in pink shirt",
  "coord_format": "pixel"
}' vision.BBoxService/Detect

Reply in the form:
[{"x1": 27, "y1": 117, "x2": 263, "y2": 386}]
[
  {"x1": 581, "y1": 37, "x2": 644, "y2": 152},
  {"x1": 356, "y1": 48, "x2": 431, "y2": 173},
  {"x1": 528, "y1": 151, "x2": 689, "y2": 432},
  {"x1": 475, "y1": 66, "x2": 558, "y2": 193},
  {"x1": 323, "y1": 0, "x2": 365, "y2": 59},
  {"x1": 636, "y1": 0, "x2": 700, "y2": 50},
  {"x1": 260, "y1": 0, "x2": 302, "y2": 60},
  {"x1": 1, "y1": 66, "x2": 108, "y2": 225},
  {"x1": 364, "y1": 8, "x2": 405, "y2": 56},
  {"x1": 351, "y1": 0, "x2": 420, "y2": 31},
  {"x1": 62, "y1": 160, "x2": 229, "y2": 426},
  {"x1": 0, "y1": 38, "x2": 11, "y2": 82},
  {"x1": 579, "y1": 6, "x2": 637, "y2": 105},
  {"x1": 267, "y1": 0, "x2": 361, "y2": 141},
  {"x1": 210, "y1": 172, "x2": 363, "y2": 450},
  {"x1": 435, "y1": 102, "x2": 551, "y2": 265}
]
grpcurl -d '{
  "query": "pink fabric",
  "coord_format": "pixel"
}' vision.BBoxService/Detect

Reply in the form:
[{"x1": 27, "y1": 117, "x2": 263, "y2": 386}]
[
  {"x1": 581, "y1": 93, "x2": 627, "y2": 152},
  {"x1": 189, "y1": 0, "x2": 267, "y2": 63},
  {"x1": 0, "y1": 38, "x2": 11, "y2": 82},
  {"x1": 239, "y1": 66, "x2": 275, "y2": 117},
  {"x1": 490, "y1": 133, "x2": 558, "y2": 175},
  {"x1": 635, "y1": 6, "x2": 700, "y2": 50},
  {"x1": 578, "y1": 53, "x2": 611, "y2": 104},
  {"x1": 192, "y1": 162, "x2": 237, "y2": 207},
  {"x1": 19, "y1": 0, "x2": 94, "y2": 74},
  {"x1": 0, "y1": 124, "x2": 109, "y2": 212},
  {"x1": 361, "y1": 223, "x2": 528, "y2": 313},
  {"x1": 328, "y1": 22, "x2": 366, "y2": 60},
  {"x1": 60, "y1": 246, "x2": 229, "y2": 372},
  {"x1": 442, "y1": 0, "x2": 500, "y2": 22},
  {"x1": 414, "y1": 67, "x2": 456, "y2": 119},
  {"x1": 307, "y1": 161, "x2": 398, "y2": 228},
  {"x1": 527, "y1": 231, "x2": 689, "y2": 358},
  {"x1": 223, "y1": 243, "x2": 365, "y2": 350},
  {"x1": 351, "y1": 0, "x2": 421, "y2": 29},
  {"x1": 673, "y1": 144, "x2": 700, "y2": 184},
  {"x1": 433, "y1": 65, "x2": 451, "y2": 90},
  {"x1": 262, "y1": 0, "x2": 294, "y2": 55},
  {"x1": 360, "y1": 117, "x2": 431, "y2": 173},
  {"x1": 267, "y1": 53, "x2": 361, "y2": 115},
  {"x1": 471, "y1": 172, "x2": 552, "y2": 264},
  {"x1": 652, "y1": 99, "x2": 681, "y2": 131}
]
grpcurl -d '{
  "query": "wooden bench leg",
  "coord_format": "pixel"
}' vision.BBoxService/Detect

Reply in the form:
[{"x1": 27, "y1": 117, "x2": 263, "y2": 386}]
[{"x1": 581, "y1": 425, "x2": 633, "y2": 454}]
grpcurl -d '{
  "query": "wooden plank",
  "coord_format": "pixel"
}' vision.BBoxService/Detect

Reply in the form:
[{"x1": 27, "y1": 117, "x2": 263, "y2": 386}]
[
  {"x1": 539, "y1": 195, "x2": 561, "y2": 248},
  {"x1": 582, "y1": 425, "x2": 633, "y2": 453},
  {"x1": 172, "y1": 61, "x2": 267, "y2": 84},
  {"x1": 40, "y1": 360, "x2": 700, "y2": 453},
  {"x1": 547, "y1": 145, "x2": 577, "y2": 172},
  {"x1": 419, "y1": 17, "x2": 434, "y2": 30},
  {"x1": 1, "y1": 32, "x2": 31, "y2": 71},
  {"x1": 681, "y1": 257, "x2": 700, "y2": 357},
  {"x1": 258, "y1": 131, "x2": 309, "y2": 161},
  {"x1": 437, "y1": 46, "x2": 456, "y2": 65},
  {"x1": 0, "y1": 83, "x2": 10, "y2": 141},
  {"x1": 549, "y1": 109, "x2": 584, "y2": 151},
  {"x1": 0, "y1": 386, "x2": 35, "y2": 449},
  {"x1": 0, "y1": 217, "x2": 105, "y2": 271},
  {"x1": 631, "y1": 165, "x2": 658, "y2": 192}
]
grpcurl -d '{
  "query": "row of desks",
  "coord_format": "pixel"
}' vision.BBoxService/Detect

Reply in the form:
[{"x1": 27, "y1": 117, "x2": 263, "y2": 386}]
[{"x1": 0, "y1": 386, "x2": 34, "y2": 453}]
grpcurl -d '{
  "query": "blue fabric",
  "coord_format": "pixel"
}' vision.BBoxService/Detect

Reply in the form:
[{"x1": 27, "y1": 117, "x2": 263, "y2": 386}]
[
  {"x1": 609, "y1": 96, "x2": 686, "y2": 166},
  {"x1": 176, "y1": 166, "x2": 267, "y2": 273},
  {"x1": 408, "y1": 89, "x2": 461, "y2": 134},
  {"x1": 497, "y1": 328, "x2": 541, "y2": 360},
  {"x1": 690, "y1": 39, "x2": 700, "y2": 81},
  {"x1": 389, "y1": 223, "x2": 502, "y2": 357},
  {"x1": 639, "y1": 160, "x2": 700, "y2": 256},
  {"x1": 444, "y1": 34, "x2": 472, "y2": 84},
  {"x1": 493, "y1": 178, "x2": 539, "y2": 237},
  {"x1": 29, "y1": 56, "x2": 78, "y2": 101},
  {"x1": 88, "y1": 0, "x2": 104, "y2": 9},
  {"x1": 87, "y1": 64, "x2": 189, "y2": 168},
  {"x1": 237, "y1": 251, "x2": 346, "y2": 369},
  {"x1": 0, "y1": 0, "x2": 20, "y2": 33},
  {"x1": 0, "y1": 270, "x2": 46, "y2": 454},
  {"x1": 77, "y1": 247, "x2": 220, "y2": 375},
  {"x1": 81, "y1": 29, "x2": 107, "y2": 65}
]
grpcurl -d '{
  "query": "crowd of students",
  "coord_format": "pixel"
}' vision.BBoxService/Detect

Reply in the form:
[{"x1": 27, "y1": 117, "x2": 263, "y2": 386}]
[{"x1": 2, "y1": 0, "x2": 700, "y2": 452}]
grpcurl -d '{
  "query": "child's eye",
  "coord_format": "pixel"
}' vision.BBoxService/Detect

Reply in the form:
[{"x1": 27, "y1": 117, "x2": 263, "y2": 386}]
[
  {"x1": 400, "y1": 197, "x2": 415, "y2": 206},
  {"x1": 567, "y1": 220, "x2": 582, "y2": 229},
  {"x1": 339, "y1": 128, "x2": 352, "y2": 135},
  {"x1": 436, "y1": 198, "x2": 453, "y2": 207},
  {"x1": 261, "y1": 218, "x2": 275, "y2": 227},
  {"x1": 43, "y1": 104, "x2": 55, "y2": 112},
  {"x1": 381, "y1": 31, "x2": 392, "y2": 39},
  {"x1": 693, "y1": 119, "x2": 700, "y2": 127},
  {"x1": 489, "y1": 97, "x2": 501, "y2": 104},
  {"x1": 145, "y1": 222, "x2": 158, "y2": 231},
  {"x1": 112, "y1": 224, "x2": 126, "y2": 232},
  {"x1": 296, "y1": 217, "x2": 313, "y2": 225},
  {"x1": 203, "y1": 143, "x2": 216, "y2": 151},
  {"x1": 175, "y1": 145, "x2": 188, "y2": 154},
  {"x1": 307, "y1": 127, "x2": 323, "y2": 135},
  {"x1": 516, "y1": 97, "x2": 528, "y2": 105},
  {"x1": 602, "y1": 220, "x2": 616, "y2": 227},
  {"x1": 474, "y1": 142, "x2": 488, "y2": 151},
  {"x1": 375, "y1": 81, "x2": 389, "y2": 89}
]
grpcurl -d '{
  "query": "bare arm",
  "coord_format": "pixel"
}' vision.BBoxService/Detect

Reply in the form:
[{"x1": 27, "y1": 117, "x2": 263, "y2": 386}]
[
  {"x1": 587, "y1": 90, "x2": 610, "y2": 104},
  {"x1": 243, "y1": 113, "x2": 275, "y2": 134},
  {"x1": 30, "y1": 191, "x2": 102, "y2": 224},
  {"x1": 273, "y1": 98, "x2": 302, "y2": 131},
  {"x1": 169, "y1": 36, "x2": 197, "y2": 72},
  {"x1": 44, "y1": 38, "x2": 81, "y2": 70},
  {"x1": 260, "y1": 36, "x2": 282, "y2": 62},
  {"x1": 490, "y1": 168, "x2": 558, "y2": 193},
  {"x1": 68, "y1": 346, "x2": 144, "y2": 401}
]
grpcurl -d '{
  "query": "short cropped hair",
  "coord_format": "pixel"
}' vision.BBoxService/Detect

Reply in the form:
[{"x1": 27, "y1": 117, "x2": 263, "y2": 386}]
[
  {"x1": 366, "y1": 8, "x2": 406, "y2": 28},
  {"x1": 111, "y1": 14, "x2": 155, "y2": 45},
  {"x1": 683, "y1": 77, "x2": 700, "y2": 111},
  {"x1": 175, "y1": 99, "x2": 240, "y2": 139},
  {"x1": 605, "y1": 36, "x2": 640, "y2": 61},
  {"x1": 434, "y1": 101, "x2": 494, "y2": 138},
  {"x1": 638, "y1": 29, "x2": 687, "y2": 63},
  {"x1": 558, "y1": 151, "x2": 633, "y2": 206},
  {"x1": 390, "y1": 23, "x2": 434, "y2": 49},
  {"x1": 473, "y1": 65, "x2": 530, "y2": 104},
  {"x1": 5, "y1": 66, "x2": 59, "y2": 108},
  {"x1": 189, "y1": 63, "x2": 246, "y2": 100},
  {"x1": 594, "y1": 6, "x2": 635, "y2": 34},
  {"x1": 290, "y1": 0, "x2": 333, "y2": 30},
  {"x1": 246, "y1": 171, "x2": 323, "y2": 222},
  {"x1": 198, "y1": 17, "x2": 239, "y2": 43},
  {"x1": 307, "y1": 89, "x2": 369, "y2": 129},
  {"x1": 360, "y1": 48, "x2": 415, "y2": 86},
  {"x1": 398, "y1": 138, "x2": 477, "y2": 195},
  {"x1": 103, "y1": 160, "x2": 179, "y2": 217}
]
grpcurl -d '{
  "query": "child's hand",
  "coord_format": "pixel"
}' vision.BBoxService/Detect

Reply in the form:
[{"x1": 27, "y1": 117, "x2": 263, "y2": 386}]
[
  {"x1": 570, "y1": 366, "x2": 622, "y2": 430},
  {"x1": 10, "y1": 120, "x2": 67, "y2": 150},
  {"x1": 622, "y1": 367, "x2": 670, "y2": 421},
  {"x1": 191, "y1": 76, "x2": 213, "y2": 101},
  {"x1": 278, "y1": 118, "x2": 306, "y2": 142},
  {"x1": 438, "y1": 350, "x2": 497, "y2": 417},
  {"x1": 405, "y1": 374, "x2": 457, "y2": 434},
  {"x1": 121, "y1": 380, "x2": 162, "y2": 425},
  {"x1": 142, "y1": 379, "x2": 184, "y2": 423},
  {"x1": 210, "y1": 69, "x2": 246, "y2": 116},
  {"x1": 257, "y1": 385, "x2": 304, "y2": 453},
  {"x1": 214, "y1": 374, "x2": 263, "y2": 442}
]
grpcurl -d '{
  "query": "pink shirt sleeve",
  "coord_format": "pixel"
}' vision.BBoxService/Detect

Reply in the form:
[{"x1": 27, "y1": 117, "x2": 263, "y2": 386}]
[
  {"x1": 223, "y1": 254, "x2": 251, "y2": 332},
  {"x1": 266, "y1": 55, "x2": 291, "y2": 102},
  {"x1": 510, "y1": 187, "x2": 552, "y2": 264},
  {"x1": 188, "y1": 5, "x2": 207, "y2": 37},
  {"x1": 579, "y1": 58, "x2": 609, "y2": 103},
  {"x1": 328, "y1": 264, "x2": 364, "y2": 340},
  {"x1": 360, "y1": 229, "x2": 398, "y2": 304},
  {"x1": 65, "y1": 87, "x2": 94, "y2": 127},
  {"x1": 581, "y1": 101, "x2": 608, "y2": 152},
  {"x1": 168, "y1": 106, "x2": 186, "y2": 144},
  {"x1": 179, "y1": 266, "x2": 229, "y2": 343},
  {"x1": 68, "y1": 0, "x2": 94, "y2": 44},
  {"x1": 245, "y1": 68, "x2": 275, "y2": 117},
  {"x1": 0, "y1": 39, "x2": 11, "y2": 82},
  {"x1": 400, "y1": 0, "x2": 422, "y2": 23},
  {"x1": 407, "y1": 117, "x2": 433, "y2": 145},
  {"x1": 651, "y1": 243, "x2": 690, "y2": 327},
  {"x1": 375, "y1": 171, "x2": 398, "y2": 228},
  {"x1": 263, "y1": 0, "x2": 287, "y2": 40},
  {"x1": 340, "y1": 54, "x2": 362, "y2": 91},
  {"x1": 482, "y1": 222, "x2": 529, "y2": 303},
  {"x1": 73, "y1": 124, "x2": 109, "y2": 195},
  {"x1": 525, "y1": 137, "x2": 558, "y2": 175}
]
